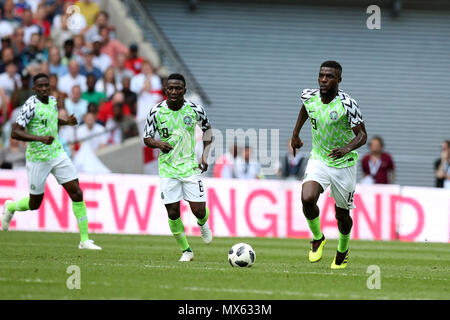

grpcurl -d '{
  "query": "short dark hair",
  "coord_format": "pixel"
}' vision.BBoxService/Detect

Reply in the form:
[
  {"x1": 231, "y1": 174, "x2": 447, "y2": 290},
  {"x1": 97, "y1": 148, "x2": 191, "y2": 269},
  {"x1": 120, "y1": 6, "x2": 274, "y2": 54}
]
[
  {"x1": 168, "y1": 73, "x2": 186, "y2": 87},
  {"x1": 33, "y1": 73, "x2": 49, "y2": 83},
  {"x1": 64, "y1": 39, "x2": 74, "y2": 47},
  {"x1": 320, "y1": 60, "x2": 342, "y2": 73}
]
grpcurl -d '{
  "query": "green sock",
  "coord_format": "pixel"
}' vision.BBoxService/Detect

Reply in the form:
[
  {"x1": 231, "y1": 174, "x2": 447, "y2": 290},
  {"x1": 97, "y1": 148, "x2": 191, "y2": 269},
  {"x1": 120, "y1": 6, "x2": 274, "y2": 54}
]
[
  {"x1": 7, "y1": 197, "x2": 30, "y2": 214},
  {"x1": 72, "y1": 201, "x2": 89, "y2": 242},
  {"x1": 197, "y1": 207, "x2": 210, "y2": 226},
  {"x1": 306, "y1": 216, "x2": 323, "y2": 240},
  {"x1": 338, "y1": 231, "x2": 350, "y2": 253},
  {"x1": 168, "y1": 217, "x2": 190, "y2": 252}
]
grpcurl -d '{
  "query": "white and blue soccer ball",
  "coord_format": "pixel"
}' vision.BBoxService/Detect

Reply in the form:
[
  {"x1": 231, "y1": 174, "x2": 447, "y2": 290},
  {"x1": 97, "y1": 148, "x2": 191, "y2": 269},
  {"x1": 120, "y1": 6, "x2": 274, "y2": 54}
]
[{"x1": 228, "y1": 243, "x2": 256, "y2": 267}]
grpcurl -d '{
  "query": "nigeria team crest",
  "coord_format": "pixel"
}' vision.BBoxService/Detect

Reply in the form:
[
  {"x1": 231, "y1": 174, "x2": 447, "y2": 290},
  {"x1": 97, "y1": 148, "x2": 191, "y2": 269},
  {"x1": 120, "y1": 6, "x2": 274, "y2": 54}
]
[
  {"x1": 183, "y1": 115, "x2": 192, "y2": 126},
  {"x1": 329, "y1": 111, "x2": 338, "y2": 121}
]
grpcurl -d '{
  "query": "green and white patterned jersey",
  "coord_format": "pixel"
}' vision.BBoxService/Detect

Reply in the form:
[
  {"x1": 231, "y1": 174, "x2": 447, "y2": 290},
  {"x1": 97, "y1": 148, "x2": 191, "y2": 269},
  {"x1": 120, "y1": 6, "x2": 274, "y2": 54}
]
[
  {"x1": 16, "y1": 95, "x2": 64, "y2": 162},
  {"x1": 301, "y1": 89, "x2": 363, "y2": 168},
  {"x1": 143, "y1": 100, "x2": 210, "y2": 178}
]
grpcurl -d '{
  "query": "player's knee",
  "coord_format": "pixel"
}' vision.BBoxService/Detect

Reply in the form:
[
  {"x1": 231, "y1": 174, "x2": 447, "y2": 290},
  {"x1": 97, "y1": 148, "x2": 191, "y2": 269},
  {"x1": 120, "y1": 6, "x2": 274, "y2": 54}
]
[
  {"x1": 335, "y1": 209, "x2": 351, "y2": 221},
  {"x1": 301, "y1": 193, "x2": 317, "y2": 207},
  {"x1": 70, "y1": 188, "x2": 83, "y2": 202}
]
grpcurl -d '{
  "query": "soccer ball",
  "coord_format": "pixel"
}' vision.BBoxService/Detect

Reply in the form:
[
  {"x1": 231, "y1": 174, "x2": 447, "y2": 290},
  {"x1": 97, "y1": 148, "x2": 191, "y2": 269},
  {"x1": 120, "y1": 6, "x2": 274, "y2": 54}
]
[{"x1": 228, "y1": 243, "x2": 256, "y2": 267}]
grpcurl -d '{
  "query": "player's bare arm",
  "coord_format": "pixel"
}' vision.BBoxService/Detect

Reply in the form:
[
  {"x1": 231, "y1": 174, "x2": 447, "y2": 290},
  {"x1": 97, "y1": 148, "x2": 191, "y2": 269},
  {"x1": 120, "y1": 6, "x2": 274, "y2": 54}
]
[
  {"x1": 143, "y1": 136, "x2": 173, "y2": 153},
  {"x1": 199, "y1": 125, "x2": 213, "y2": 173},
  {"x1": 328, "y1": 122, "x2": 367, "y2": 160},
  {"x1": 11, "y1": 122, "x2": 54, "y2": 145},
  {"x1": 58, "y1": 114, "x2": 78, "y2": 126},
  {"x1": 291, "y1": 104, "x2": 308, "y2": 157}
]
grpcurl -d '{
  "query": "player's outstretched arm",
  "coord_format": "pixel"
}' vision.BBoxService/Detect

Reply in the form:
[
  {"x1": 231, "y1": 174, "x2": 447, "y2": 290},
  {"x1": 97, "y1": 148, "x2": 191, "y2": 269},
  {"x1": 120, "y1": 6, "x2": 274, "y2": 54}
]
[
  {"x1": 328, "y1": 122, "x2": 367, "y2": 160},
  {"x1": 291, "y1": 104, "x2": 308, "y2": 157},
  {"x1": 143, "y1": 136, "x2": 173, "y2": 153},
  {"x1": 11, "y1": 123, "x2": 54, "y2": 145},
  {"x1": 58, "y1": 114, "x2": 78, "y2": 126}
]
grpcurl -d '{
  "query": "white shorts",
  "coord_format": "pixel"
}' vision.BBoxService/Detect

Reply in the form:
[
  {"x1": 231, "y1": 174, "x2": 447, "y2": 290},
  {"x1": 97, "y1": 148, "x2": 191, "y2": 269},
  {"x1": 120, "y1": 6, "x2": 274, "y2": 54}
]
[
  {"x1": 160, "y1": 174, "x2": 206, "y2": 205},
  {"x1": 26, "y1": 152, "x2": 78, "y2": 195},
  {"x1": 302, "y1": 158, "x2": 357, "y2": 209}
]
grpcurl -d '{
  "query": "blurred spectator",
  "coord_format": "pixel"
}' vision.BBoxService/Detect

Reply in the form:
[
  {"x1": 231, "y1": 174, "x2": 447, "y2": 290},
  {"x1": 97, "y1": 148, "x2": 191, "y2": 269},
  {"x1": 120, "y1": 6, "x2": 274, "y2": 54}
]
[
  {"x1": 2, "y1": 1, "x2": 21, "y2": 30},
  {"x1": 84, "y1": 10, "x2": 114, "y2": 44},
  {"x1": 91, "y1": 34, "x2": 111, "y2": 73},
  {"x1": 10, "y1": 27, "x2": 26, "y2": 57},
  {"x1": 136, "y1": 76, "x2": 162, "y2": 126},
  {"x1": 99, "y1": 26, "x2": 127, "y2": 67},
  {"x1": 97, "y1": 91, "x2": 131, "y2": 125},
  {"x1": 0, "y1": 136, "x2": 26, "y2": 169},
  {"x1": 213, "y1": 142, "x2": 238, "y2": 178},
  {"x1": 278, "y1": 138, "x2": 308, "y2": 180},
  {"x1": 51, "y1": 14, "x2": 76, "y2": 48},
  {"x1": 72, "y1": 34, "x2": 86, "y2": 62},
  {"x1": 64, "y1": 84, "x2": 88, "y2": 123},
  {"x1": 58, "y1": 108, "x2": 76, "y2": 157},
  {"x1": 75, "y1": 0, "x2": 100, "y2": 27},
  {"x1": 21, "y1": 32, "x2": 46, "y2": 68},
  {"x1": 0, "y1": 61, "x2": 21, "y2": 98},
  {"x1": 14, "y1": 0, "x2": 31, "y2": 15},
  {"x1": 95, "y1": 66, "x2": 120, "y2": 98},
  {"x1": 77, "y1": 111, "x2": 107, "y2": 152},
  {"x1": 233, "y1": 144, "x2": 263, "y2": 179},
  {"x1": 49, "y1": 73, "x2": 67, "y2": 108},
  {"x1": 81, "y1": 73, "x2": 106, "y2": 107},
  {"x1": 0, "y1": 88, "x2": 8, "y2": 128},
  {"x1": 1, "y1": 46, "x2": 22, "y2": 73},
  {"x1": 10, "y1": 69, "x2": 32, "y2": 109},
  {"x1": 34, "y1": 4, "x2": 51, "y2": 38},
  {"x1": 122, "y1": 76, "x2": 137, "y2": 116},
  {"x1": 48, "y1": 46, "x2": 68, "y2": 77},
  {"x1": 0, "y1": 6, "x2": 14, "y2": 40},
  {"x1": 434, "y1": 140, "x2": 450, "y2": 188},
  {"x1": 79, "y1": 48, "x2": 102, "y2": 80},
  {"x1": 60, "y1": 38, "x2": 74, "y2": 65},
  {"x1": 130, "y1": 60, "x2": 162, "y2": 96},
  {"x1": 361, "y1": 136, "x2": 395, "y2": 184},
  {"x1": 105, "y1": 102, "x2": 138, "y2": 145},
  {"x1": 125, "y1": 43, "x2": 144, "y2": 75},
  {"x1": 58, "y1": 59, "x2": 87, "y2": 95},
  {"x1": 115, "y1": 52, "x2": 134, "y2": 85},
  {"x1": 21, "y1": 8, "x2": 40, "y2": 45},
  {"x1": 52, "y1": 1, "x2": 86, "y2": 35}
]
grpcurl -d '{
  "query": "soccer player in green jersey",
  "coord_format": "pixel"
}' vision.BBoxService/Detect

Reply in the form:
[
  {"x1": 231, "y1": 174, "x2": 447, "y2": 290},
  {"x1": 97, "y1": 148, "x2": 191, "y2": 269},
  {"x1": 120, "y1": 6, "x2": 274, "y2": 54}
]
[
  {"x1": 291, "y1": 61, "x2": 367, "y2": 269},
  {"x1": 1, "y1": 73, "x2": 101, "y2": 250},
  {"x1": 143, "y1": 73, "x2": 213, "y2": 262}
]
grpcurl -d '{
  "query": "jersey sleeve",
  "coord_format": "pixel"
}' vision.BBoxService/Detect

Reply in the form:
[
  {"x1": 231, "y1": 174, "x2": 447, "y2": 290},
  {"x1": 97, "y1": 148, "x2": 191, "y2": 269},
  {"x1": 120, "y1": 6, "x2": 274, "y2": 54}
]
[
  {"x1": 300, "y1": 88, "x2": 319, "y2": 105},
  {"x1": 191, "y1": 102, "x2": 211, "y2": 132},
  {"x1": 339, "y1": 91, "x2": 363, "y2": 128},
  {"x1": 143, "y1": 103, "x2": 160, "y2": 138},
  {"x1": 15, "y1": 96, "x2": 36, "y2": 128}
]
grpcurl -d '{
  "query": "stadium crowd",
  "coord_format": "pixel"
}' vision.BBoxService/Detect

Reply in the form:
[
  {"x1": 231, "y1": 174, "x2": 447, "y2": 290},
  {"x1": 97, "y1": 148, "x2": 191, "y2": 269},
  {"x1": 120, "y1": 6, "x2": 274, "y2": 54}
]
[{"x1": 0, "y1": 0, "x2": 165, "y2": 171}]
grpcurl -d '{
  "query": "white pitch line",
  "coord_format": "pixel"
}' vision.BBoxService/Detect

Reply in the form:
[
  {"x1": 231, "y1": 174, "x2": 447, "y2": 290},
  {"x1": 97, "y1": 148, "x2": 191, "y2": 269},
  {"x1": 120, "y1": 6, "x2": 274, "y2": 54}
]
[
  {"x1": 0, "y1": 277, "x2": 111, "y2": 286},
  {"x1": 156, "y1": 285, "x2": 403, "y2": 300}
]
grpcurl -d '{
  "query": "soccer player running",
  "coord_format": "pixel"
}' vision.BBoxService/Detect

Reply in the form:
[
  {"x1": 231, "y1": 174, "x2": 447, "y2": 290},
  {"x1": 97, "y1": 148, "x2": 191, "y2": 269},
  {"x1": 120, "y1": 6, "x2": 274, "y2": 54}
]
[
  {"x1": 143, "y1": 73, "x2": 213, "y2": 262},
  {"x1": 291, "y1": 61, "x2": 367, "y2": 269},
  {"x1": 1, "y1": 73, "x2": 101, "y2": 250}
]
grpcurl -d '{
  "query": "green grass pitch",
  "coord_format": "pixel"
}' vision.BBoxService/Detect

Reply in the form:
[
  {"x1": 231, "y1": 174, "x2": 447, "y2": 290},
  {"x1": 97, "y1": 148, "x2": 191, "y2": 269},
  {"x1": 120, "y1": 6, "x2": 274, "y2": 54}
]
[{"x1": 0, "y1": 231, "x2": 448, "y2": 300}]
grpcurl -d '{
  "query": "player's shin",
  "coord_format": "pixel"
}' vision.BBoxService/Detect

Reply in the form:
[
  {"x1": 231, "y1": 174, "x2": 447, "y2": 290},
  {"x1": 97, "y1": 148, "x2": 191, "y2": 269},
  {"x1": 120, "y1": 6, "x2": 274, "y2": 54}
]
[
  {"x1": 197, "y1": 207, "x2": 209, "y2": 226},
  {"x1": 168, "y1": 217, "x2": 191, "y2": 252},
  {"x1": 7, "y1": 196, "x2": 30, "y2": 214},
  {"x1": 72, "y1": 201, "x2": 89, "y2": 242},
  {"x1": 337, "y1": 214, "x2": 353, "y2": 253},
  {"x1": 306, "y1": 216, "x2": 323, "y2": 240}
]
